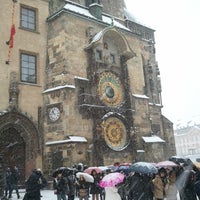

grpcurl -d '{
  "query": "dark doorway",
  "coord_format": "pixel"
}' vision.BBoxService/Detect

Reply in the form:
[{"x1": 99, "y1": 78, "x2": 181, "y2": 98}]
[{"x1": 0, "y1": 127, "x2": 25, "y2": 187}]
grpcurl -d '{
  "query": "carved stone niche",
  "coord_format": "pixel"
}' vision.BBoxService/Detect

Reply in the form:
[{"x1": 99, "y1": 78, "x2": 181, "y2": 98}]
[{"x1": 9, "y1": 71, "x2": 19, "y2": 109}]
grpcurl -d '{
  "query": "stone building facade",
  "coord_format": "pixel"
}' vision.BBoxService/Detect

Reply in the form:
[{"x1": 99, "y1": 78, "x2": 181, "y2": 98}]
[{"x1": 0, "y1": 0, "x2": 175, "y2": 182}]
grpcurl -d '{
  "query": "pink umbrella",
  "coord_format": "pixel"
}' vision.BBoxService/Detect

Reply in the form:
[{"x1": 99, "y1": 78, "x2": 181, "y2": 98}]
[
  {"x1": 99, "y1": 172, "x2": 125, "y2": 188},
  {"x1": 84, "y1": 166, "x2": 102, "y2": 174},
  {"x1": 156, "y1": 160, "x2": 178, "y2": 168}
]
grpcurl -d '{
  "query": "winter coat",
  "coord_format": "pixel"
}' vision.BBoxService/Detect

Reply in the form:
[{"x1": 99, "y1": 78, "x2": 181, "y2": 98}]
[
  {"x1": 5, "y1": 171, "x2": 12, "y2": 185},
  {"x1": 90, "y1": 174, "x2": 101, "y2": 194},
  {"x1": 152, "y1": 174, "x2": 164, "y2": 199},
  {"x1": 25, "y1": 171, "x2": 47, "y2": 200},
  {"x1": 105, "y1": 187, "x2": 121, "y2": 200},
  {"x1": 183, "y1": 170, "x2": 197, "y2": 200},
  {"x1": 76, "y1": 179, "x2": 90, "y2": 198},
  {"x1": 53, "y1": 176, "x2": 69, "y2": 195},
  {"x1": 128, "y1": 173, "x2": 144, "y2": 199},
  {"x1": 11, "y1": 168, "x2": 20, "y2": 185},
  {"x1": 194, "y1": 170, "x2": 200, "y2": 197},
  {"x1": 127, "y1": 172, "x2": 153, "y2": 200},
  {"x1": 67, "y1": 174, "x2": 76, "y2": 196}
]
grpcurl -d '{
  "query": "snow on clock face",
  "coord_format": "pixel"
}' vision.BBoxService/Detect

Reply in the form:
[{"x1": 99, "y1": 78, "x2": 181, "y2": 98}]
[
  {"x1": 98, "y1": 72, "x2": 124, "y2": 107},
  {"x1": 101, "y1": 117, "x2": 127, "y2": 151}
]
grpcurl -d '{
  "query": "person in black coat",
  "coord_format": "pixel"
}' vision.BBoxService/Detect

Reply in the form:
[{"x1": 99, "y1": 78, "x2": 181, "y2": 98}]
[
  {"x1": 193, "y1": 166, "x2": 200, "y2": 199},
  {"x1": 126, "y1": 172, "x2": 154, "y2": 200},
  {"x1": 176, "y1": 163, "x2": 197, "y2": 200},
  {"x1": 4, "y1": 167, "x2": 12, "y2": 198},
  {"x1": 90, "y1": 170, "x2": 101, "y2": 200},
  {"x1": 53, "y1": 172, "x2": 69, "y2": 200},
  {"x1": 183, "y1": 169, "x2": 197, "y2": 200},
  {"x1": 23, "y1": 169, "x2": 47, "y2": 200},
  {"x1": 67, "y1": 171, "x2": 77, "y2": 200},
  {"x1": 127, "y1": 172, "x2": 144, "y2": 200},
  {"x1": 10, "y1": 166, "x2": 20, "y2": 199}
]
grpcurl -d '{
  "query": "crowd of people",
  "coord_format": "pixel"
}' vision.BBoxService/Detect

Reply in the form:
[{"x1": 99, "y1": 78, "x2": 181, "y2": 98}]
[
  {"x1": 3, "y1": 158, "x2": 200, "y2": 200},
  {"x1": 50, "y1": 160, "x2": 200, "y2": 200}
]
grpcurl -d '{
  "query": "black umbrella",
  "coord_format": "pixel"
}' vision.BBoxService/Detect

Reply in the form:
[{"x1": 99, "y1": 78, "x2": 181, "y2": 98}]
[
  {"x1": 169, "y1": 156, "x2": 192, "y2": 166},
  {"x1": 130, "y1": 162, "x2": 158, "y2": 175},
  {"x1": 52, "y1": 167, "x2": 72, "y2": 178},
  {"x1": 114, "y1": 165, "x2": 131, "y2": 175}
]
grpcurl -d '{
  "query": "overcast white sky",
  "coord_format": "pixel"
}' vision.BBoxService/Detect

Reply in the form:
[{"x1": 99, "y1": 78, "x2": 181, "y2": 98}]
[{"x1": 125, "y1": 0, "x2": 200, "y2": 125}]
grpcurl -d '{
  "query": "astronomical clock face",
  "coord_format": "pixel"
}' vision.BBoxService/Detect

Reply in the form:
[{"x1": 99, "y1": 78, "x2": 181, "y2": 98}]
[
  {"x1": 101, "y1": 117, "x2": 127, "y2": 151},
  {"x1": 98, "y1": 72, "x2": 124, "y2": 107}
]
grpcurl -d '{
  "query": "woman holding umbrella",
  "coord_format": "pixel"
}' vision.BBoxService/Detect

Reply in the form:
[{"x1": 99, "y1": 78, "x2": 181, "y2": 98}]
[
  {"x1": 99, "y1": 172, "x2": 125, "y2": 200},
  {"x1": 53, "y1": 172, "x2": 69, "y2": 200},
  {"x1": 152, "y1": 168, "x2": 167, "y2": 200},
  {"x1": 90, "y1": 169, "x2": 101, "y2": 200},
  {"x1": 76, "y1": 173, "x2": 92, "y2": 200}
]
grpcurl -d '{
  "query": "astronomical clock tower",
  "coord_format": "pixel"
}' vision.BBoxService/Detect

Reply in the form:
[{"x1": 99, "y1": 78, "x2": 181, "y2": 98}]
[
  {"x1": 82, "y1": 27, "x2": 136, "y2": 165},
  {"x1": 44, "y1": 0, "x2": 176, "y2": 170}
]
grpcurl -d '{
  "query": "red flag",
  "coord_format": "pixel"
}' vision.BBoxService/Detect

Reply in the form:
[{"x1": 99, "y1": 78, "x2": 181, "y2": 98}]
[{"x1": 9, "y1": 24, "x2": 16, "y2": 48}]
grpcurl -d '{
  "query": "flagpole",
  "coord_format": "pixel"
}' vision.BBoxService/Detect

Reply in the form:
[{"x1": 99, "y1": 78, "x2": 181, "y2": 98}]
[{"x1": 6, "y1": 0, "x2": 17, "y2": 65}]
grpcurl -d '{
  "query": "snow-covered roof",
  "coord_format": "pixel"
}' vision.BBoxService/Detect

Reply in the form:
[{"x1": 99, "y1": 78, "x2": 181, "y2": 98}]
[
  {"x1": 137, "y1": 150, "x2": 145, "y2": 153},
  {"x1": 148, "y1": 102, "x2": 162, "y2": 107},
  {"x1": 142, "y1": 135, "x2": 165, "y2": 143},
  {"x1": 43, "y1": 84, "x2": 75, "y2": 94},
  {"x1": 62, "y1": 3, "x2": 130, "y2": 31},
  {"x1": 74, "y1": 76, "x2": 89, "y2": 81},
  {"x1": 45, "y1": 136, "x2": 87, "y2": 146},
  {"x1": 175, "y1": 117, "x2": 200, "y2": 129},
  {"x1": 132, "y1": 94, "x2": 149, "y2": 99},
  {"x1": 64, "y1": 3, "x2": 94, "y2": 18},
  {"x1": 124, "y1": 8, "x2": 154, "y2": 30}
]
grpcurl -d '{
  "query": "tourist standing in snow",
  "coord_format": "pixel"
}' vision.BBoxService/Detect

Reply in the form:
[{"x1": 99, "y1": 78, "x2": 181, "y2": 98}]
[
  {"x1": 10, "y1": 166, "x2": 20, "y2": 199},
  {"x1": 76, "y1": 175, "x2": 90, "y2": 200},
  {"x1": 5, "y1": 167, "x2": 12, "y2": 198},
  {"x1": 67, "y1": 170, "x2": 77, "y2": 200},
  {"x1": 152, "y1": 168, "x2": 167, "y2": 200},
  {"x1": 23, "y1": 169, "x2": 47, "y2": 200},
  {"x1": 90, "y1": 169, "x2": 101, "y2": 200},
  {"x1": 53, "y1": 172, "x2": 69, "y2": 200}
]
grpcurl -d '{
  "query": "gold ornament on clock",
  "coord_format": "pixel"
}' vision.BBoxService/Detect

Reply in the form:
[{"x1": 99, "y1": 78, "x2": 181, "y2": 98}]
[{"x1": 101, "y1": 117, "x2": 127, "y2": 151}]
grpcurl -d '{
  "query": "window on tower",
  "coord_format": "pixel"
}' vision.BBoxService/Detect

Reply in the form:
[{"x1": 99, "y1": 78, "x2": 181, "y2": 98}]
[
  {"x1": 20, "y1": 5, "x2": 37, "y2": 31},
  {"x1": 20, "y1": 52, "x2": 37, "y2": 84},
  {"x1": 96, "y1": 49, "x2": 102, "y2": 61},
  {"x1": 110, "y1": 53, "x2": 116, "y2": 64}
]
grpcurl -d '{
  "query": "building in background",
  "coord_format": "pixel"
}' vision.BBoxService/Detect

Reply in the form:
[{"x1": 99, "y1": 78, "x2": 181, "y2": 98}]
[
  {"x1": 0, "y1": 0, "x2": 175, "y2": 181},
  {"x1": 174, "y1": 122, "x2": 200, "y2": 162}
]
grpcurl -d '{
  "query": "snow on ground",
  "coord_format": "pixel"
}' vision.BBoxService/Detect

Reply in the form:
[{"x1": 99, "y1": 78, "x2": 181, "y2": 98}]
[
  {"x1": 9, "y1": 189, "x2": 181, "y2": 200},
  {"x1": 8, "y1": 189, "x2": 91, "y2": 200}
]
